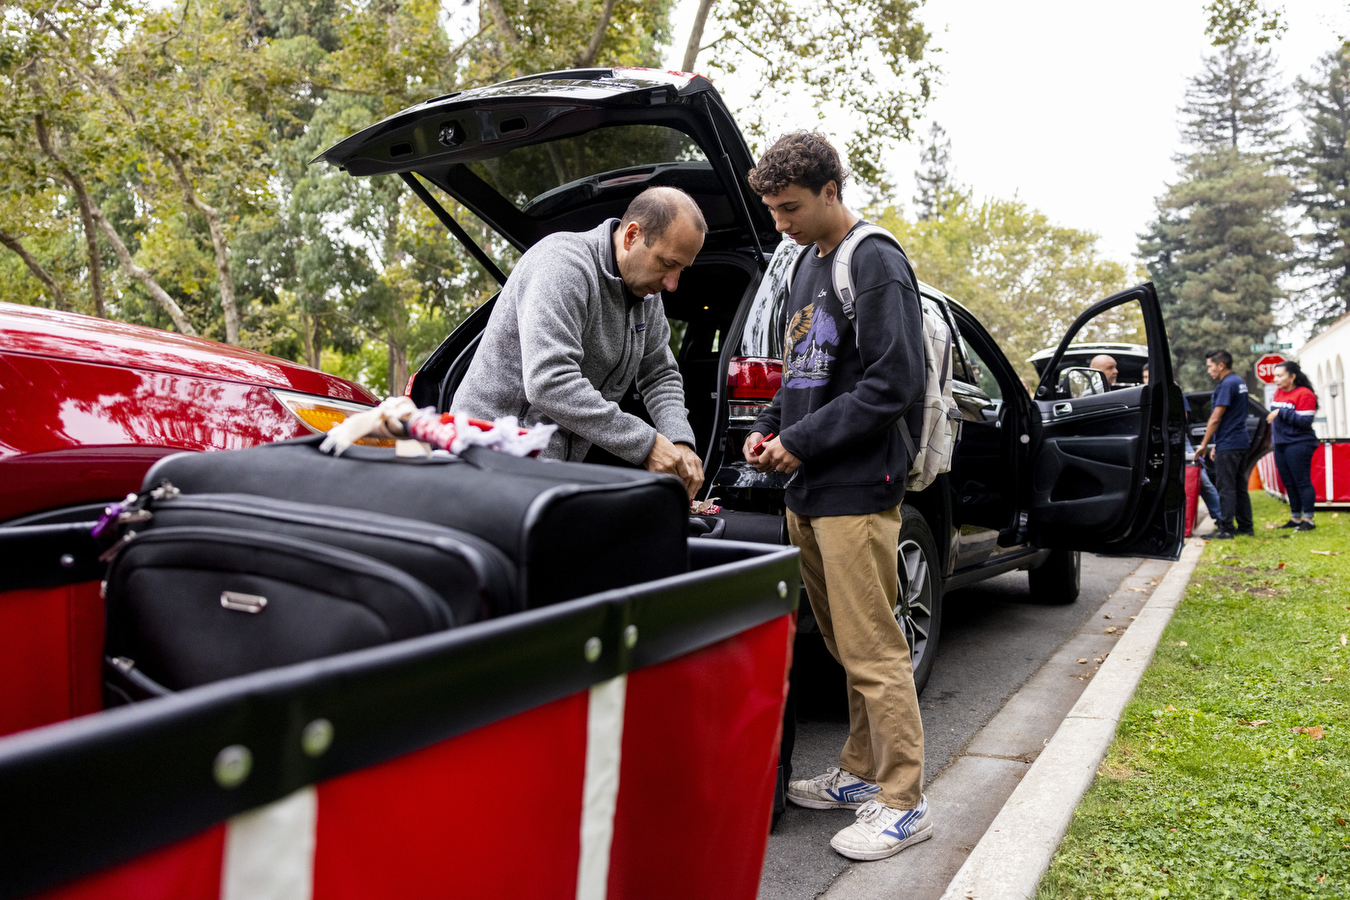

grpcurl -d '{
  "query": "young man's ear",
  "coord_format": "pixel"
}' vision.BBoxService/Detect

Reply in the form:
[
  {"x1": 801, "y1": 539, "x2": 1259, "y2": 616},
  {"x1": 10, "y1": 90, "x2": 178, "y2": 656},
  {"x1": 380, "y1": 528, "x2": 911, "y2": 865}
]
[{"x1": 822, "y1": 180, "x2": 838, "y2": 205}]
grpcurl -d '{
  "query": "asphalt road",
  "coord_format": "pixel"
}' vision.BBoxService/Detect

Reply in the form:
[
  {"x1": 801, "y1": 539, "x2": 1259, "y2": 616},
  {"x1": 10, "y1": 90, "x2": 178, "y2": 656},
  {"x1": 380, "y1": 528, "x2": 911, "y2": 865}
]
[{"x1": 757, "y1": 552, "x2": 1145, "y2": 900}]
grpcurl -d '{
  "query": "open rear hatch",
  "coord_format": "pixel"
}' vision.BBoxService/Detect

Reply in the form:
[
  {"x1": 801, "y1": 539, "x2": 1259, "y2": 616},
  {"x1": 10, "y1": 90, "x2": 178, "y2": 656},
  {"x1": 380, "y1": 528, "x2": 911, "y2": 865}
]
[{"x1": 318, "y1": 67, "x2": 779, "y2": 259}]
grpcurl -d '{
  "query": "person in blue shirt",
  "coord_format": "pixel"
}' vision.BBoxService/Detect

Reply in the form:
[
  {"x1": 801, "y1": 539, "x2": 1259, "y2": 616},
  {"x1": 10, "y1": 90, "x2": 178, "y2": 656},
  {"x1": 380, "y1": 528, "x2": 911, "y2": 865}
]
[
  {"x1": 1146, "y1": 362, "x2": 1222, "y2": 523},
  {"x1": 1193, "y1": 349, "x2": 1253, "y2": 538}
]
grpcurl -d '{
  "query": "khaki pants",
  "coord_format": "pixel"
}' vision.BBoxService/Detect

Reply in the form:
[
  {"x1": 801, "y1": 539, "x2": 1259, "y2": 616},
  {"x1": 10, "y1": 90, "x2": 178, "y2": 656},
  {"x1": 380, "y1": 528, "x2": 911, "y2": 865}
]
[{"x1": 787, "y1": 506, "x2": 924, "y2": 809}]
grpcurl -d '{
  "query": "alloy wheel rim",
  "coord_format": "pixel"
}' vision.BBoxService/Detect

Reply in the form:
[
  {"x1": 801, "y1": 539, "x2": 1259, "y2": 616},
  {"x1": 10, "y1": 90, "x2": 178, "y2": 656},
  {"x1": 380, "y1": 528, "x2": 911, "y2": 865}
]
[{"x1": 894, "y1": 538, "x2": 932, "y2": 672}]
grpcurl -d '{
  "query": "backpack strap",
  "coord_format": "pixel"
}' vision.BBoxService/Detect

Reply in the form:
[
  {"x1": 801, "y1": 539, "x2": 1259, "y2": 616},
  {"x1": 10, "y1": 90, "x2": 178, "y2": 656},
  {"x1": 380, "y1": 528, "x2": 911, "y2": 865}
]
[{"x1": 831, "y1": 223, "x2": 904, "y2": 323}]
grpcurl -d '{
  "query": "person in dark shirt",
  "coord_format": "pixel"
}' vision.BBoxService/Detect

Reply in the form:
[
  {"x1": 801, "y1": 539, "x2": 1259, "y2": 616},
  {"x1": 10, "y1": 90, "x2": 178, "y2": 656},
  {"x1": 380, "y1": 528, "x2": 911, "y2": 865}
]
[
  {"x1": 743, "y1": 132, "x2": 931, "y2": 861},
  {"x1": 1266, "y1": 360, "x2": 1319, "y2": 530},
  {"x1": 1193, "y1": 349, "x2": 1253, "y2": 538}
]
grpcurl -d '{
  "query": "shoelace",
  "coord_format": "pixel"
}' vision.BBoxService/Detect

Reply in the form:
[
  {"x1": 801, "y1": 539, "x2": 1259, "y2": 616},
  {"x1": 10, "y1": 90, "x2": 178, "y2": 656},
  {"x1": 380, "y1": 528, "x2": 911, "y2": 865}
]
[{"x1": 855, "y1": 800, "x2": 886, "y2": 824}]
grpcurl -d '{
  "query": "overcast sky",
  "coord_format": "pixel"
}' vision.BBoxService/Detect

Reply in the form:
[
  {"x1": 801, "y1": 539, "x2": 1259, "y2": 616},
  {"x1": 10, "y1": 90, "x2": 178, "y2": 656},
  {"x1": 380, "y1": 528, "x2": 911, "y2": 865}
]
[{"x1": 664, "y1": 1, "x2": 1350, "y2": 268}]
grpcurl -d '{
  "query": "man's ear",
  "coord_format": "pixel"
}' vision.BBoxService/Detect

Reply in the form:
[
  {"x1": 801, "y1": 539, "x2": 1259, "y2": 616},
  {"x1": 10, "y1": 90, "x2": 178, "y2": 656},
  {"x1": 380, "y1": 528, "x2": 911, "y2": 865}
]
[
  {"x1": 822, "y1": 181, "x2": 838, "y2": 205},
  {"x1": 623, "y1": 221, "x2": 642, "y2": 250}
]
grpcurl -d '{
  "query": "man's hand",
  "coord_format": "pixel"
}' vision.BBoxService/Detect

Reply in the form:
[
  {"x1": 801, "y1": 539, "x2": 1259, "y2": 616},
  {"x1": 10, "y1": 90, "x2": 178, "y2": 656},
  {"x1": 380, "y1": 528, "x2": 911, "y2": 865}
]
[
  {"x1": 748, "y1": 435, "x2": 802, "y2": 475},
  {"x1": 644, "y1": 433, "x2": 705, "y2": 499}
]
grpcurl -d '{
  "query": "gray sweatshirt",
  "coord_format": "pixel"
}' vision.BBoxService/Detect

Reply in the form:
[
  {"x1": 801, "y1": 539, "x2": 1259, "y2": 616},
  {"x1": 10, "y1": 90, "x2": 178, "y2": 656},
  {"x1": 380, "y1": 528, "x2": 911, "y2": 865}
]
[{"x1": 450, "y1": 219, "x2": 696, "y2": 464}]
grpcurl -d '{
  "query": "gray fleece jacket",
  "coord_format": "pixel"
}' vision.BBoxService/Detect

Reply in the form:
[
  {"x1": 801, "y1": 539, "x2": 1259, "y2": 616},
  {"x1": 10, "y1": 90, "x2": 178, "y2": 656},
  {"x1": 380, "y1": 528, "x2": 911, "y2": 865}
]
[{"x1": 450, "y1": 219, "x2": 696, "y2": 464}]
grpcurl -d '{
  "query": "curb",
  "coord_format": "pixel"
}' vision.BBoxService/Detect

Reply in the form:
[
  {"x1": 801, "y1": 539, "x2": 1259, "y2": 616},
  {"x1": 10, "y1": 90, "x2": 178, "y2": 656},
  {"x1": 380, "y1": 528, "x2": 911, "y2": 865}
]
[{"x1": 938, "y1": 537, "x2": 1208, "y2": 900}]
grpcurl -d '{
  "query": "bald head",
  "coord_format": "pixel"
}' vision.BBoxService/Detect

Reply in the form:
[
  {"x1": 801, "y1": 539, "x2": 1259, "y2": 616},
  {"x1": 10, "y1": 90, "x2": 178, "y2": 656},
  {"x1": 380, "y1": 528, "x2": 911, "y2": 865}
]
[
  {"x1": 620, "y1": 187, "x2": 707, "y2": 246},
  {"x1": 1089, "y1": 354, "x2": 1118, "y2": 386},
  {"x1": 614, "y1": 187, "x2": 706, "y2": 297}
]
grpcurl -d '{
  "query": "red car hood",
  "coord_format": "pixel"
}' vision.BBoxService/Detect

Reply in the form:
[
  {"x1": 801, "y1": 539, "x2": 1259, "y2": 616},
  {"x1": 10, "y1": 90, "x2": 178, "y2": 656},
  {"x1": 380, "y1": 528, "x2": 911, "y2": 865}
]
[{"x1": 0, "y1": 303, "x2": 377, "y2": 403}]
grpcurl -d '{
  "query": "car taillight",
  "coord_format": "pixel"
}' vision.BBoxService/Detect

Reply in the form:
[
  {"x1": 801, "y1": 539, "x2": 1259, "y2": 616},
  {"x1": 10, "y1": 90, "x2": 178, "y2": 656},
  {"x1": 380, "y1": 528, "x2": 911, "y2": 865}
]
[
  {"x1": 270, "y1": 389, "x2": 395, "y2": 447},
  {"x1": 404, "y1": 373, "x2": 416, "y2": 397},
  {"x1": 727, "y1": 357, "x2": 782, "y2": 423}
]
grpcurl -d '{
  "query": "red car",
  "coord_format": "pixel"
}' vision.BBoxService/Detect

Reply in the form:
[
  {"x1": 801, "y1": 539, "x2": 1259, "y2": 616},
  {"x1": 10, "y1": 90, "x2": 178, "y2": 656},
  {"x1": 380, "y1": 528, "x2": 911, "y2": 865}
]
[{"x1": 0, "y1": 302, "x2": 378, "y2": 525}]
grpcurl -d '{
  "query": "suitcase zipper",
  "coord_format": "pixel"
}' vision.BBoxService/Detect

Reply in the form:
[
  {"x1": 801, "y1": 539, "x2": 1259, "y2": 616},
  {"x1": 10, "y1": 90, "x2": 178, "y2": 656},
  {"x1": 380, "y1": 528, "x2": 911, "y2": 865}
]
[
  {"x1": 148, "y1": 495, "x2": 519, "y2": 611},
  {"x1": 110, "y1": 527, "x2": 455, "y2": 630}
]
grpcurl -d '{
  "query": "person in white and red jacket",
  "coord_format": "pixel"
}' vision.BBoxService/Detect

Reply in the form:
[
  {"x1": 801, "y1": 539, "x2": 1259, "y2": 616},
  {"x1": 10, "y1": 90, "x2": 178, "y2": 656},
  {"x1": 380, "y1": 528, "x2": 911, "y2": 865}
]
[{"x1": 1267, "y1": 360, "x2": 1320, "y2": 531}]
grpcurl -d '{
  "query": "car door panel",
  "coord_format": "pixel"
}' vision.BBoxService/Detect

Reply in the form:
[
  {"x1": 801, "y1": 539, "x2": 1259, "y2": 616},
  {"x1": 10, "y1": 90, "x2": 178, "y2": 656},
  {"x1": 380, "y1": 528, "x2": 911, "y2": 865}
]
[{"x1": 1028, "y1": 284, "x2": 1184, "y2": 560}]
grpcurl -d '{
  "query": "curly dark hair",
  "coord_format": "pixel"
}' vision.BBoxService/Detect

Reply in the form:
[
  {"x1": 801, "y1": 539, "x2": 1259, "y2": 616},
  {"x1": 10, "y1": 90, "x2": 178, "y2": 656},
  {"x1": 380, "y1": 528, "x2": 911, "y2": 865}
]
[{"x1": 746, "y1": 131, "x2": 849, "y2": 200}]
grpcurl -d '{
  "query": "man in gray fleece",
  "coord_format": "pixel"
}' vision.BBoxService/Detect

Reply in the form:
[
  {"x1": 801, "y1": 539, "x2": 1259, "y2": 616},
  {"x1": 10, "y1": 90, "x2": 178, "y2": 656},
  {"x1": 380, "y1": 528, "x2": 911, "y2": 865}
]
[{"x1": 451, "y1": 187, "x2": 706, "y2": 497}]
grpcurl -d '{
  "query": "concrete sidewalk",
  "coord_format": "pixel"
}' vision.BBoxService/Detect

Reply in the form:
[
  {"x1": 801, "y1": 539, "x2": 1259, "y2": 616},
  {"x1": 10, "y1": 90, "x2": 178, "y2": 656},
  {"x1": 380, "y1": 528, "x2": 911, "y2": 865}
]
[{"x1": 816, "y1": 541, "x2": 1205, "y2": 900}]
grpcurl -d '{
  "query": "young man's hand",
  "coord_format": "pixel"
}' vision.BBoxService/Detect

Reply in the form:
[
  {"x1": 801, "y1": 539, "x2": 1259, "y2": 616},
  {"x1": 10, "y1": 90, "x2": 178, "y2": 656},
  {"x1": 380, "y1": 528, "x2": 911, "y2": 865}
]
[
  {"x1": 644, "y1": 432, "x2": 705, "y2": 499},
  {"x1": 746, "y1": 434, "x2": 801, "y2": 475}
]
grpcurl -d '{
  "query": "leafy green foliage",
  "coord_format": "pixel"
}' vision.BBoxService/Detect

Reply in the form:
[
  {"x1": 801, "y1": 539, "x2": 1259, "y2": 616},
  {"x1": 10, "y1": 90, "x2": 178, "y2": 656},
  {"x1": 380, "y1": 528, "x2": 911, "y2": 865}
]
[
  {"x1": 695, "y1": 0, "x2": 935, "y2": 187},
  {"x1": 1139, "y1": 40, "x2": 1292, "y2": 392},
  {"x1": 1040, "y1": 493, "x2": 1350, "y2": 900},
  {"x1": 1203, "y1": 0, "x2": 1286, "y2": 47},
  {"x1": 874, "y1": 194, "x2": 1135, "y2": 382}
]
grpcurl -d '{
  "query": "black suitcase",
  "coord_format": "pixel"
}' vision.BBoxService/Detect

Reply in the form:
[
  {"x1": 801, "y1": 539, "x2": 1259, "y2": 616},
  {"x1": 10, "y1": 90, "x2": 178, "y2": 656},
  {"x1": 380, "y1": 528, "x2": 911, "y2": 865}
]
[
  {"x1": 116, "y1": 493, "x2": 518, "y2": 622},
  {"x1": 105, "y1": 526, "x2": 456, "y2": 692},
  {"x1": 142, "y1": 436, "x2": 690, "y2": 609}
]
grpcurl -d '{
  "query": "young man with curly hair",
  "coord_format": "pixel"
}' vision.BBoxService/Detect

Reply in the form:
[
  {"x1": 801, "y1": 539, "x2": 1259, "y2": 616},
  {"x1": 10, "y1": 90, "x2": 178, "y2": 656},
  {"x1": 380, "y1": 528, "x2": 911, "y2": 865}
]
[{"x1": 743, "y1": 131, "x2": 933, "y2": 860}]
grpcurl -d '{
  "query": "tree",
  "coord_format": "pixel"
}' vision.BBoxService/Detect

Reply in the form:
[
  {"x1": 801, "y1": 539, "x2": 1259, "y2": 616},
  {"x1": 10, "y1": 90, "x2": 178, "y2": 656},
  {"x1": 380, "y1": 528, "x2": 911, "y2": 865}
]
[
  {"x1": 1179, "y1": 40, "x2": 1286, "y2": 153},
  {"x1": 683, "y1": 0, "x2": 935, "y2": 186},
  {"x1": 1139, "y1": 39, "x2": 1292, "y2": 391},
  {"x1": 874, "y1": 193, "x2": 1134, "y2": 383},
  {"x1": 1202, "y1": 0, "x2": 1285, "y2": 47},
  {"x1": 1295, "y1": 47, "x2": 1350, "y2": 329},
  {"x1": 912, "y1": 122, "x2": 955, "y2": 222}
]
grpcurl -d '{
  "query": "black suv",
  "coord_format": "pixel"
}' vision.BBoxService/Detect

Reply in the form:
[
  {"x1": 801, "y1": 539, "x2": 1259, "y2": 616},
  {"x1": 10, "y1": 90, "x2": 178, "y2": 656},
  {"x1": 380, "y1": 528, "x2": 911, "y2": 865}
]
[{"x1": 321, "y1": 67, "x2": 1186, "y2": 693}]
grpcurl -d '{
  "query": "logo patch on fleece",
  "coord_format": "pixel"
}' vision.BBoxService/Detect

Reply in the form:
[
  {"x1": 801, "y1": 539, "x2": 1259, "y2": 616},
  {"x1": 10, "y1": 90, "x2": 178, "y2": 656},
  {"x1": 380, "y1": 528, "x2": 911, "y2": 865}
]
[{"x1": 636, "y1": 322, "x2": 647, "y2": 332}]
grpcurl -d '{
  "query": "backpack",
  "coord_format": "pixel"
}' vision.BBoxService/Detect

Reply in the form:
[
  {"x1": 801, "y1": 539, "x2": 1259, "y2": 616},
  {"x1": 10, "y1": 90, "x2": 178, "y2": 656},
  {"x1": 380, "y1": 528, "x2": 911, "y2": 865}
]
[{"x1": 788, "y1": 224, "x2": 963, "y2": 492}]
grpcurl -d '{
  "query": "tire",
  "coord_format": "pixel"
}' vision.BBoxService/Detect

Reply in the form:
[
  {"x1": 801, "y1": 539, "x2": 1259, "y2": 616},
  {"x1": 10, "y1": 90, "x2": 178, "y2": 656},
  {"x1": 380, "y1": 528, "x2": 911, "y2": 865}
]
[
  {"x1": 1028, "y1": 548, "x2": 1081, "y2": 604},
  {"x1": 895, "y1": 503, "x2": 943, "y2": 695}
]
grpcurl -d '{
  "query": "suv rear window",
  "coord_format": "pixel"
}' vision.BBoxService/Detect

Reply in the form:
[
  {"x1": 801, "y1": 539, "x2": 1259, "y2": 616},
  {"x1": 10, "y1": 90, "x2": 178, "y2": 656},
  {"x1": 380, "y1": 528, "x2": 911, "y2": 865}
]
[{"x1": 466, "y1": 125, "x2": 710, "y2": 214}]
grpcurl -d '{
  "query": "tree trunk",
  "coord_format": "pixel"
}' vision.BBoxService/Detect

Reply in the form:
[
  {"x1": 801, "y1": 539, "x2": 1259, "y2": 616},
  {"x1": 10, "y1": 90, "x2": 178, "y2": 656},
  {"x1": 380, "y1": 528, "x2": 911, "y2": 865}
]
[
  {"x1": 73, "y1": 192, "x2": 105, "y2": 317},
  {"x1": 164, "y1": 148, "x2": 241, "y2": 344},
  {"x1": 388, "y1": 337, "x2": 408, "y2": 399},
  {"x1": 681, "y1": 0, "x2": 716, "y2": 73},
  {"x1": 576, "y1": 0, "x2": 619, "y2": 67},
  {"x1": 484, "y1": 0, "x2": 522, "y2": 47},
  {"x1": 0, "y1": 229, "x2": 71, "y2": 310},
  {"x1": 34, "y1": 116, "x2": 197, "y2": 336}
]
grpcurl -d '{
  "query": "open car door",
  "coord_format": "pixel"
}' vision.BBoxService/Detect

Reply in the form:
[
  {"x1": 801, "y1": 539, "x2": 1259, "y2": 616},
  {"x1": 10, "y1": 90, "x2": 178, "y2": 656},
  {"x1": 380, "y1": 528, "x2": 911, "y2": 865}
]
[{"x1": 1027, "y1": 283, "x2": 1185, "y2": 560}]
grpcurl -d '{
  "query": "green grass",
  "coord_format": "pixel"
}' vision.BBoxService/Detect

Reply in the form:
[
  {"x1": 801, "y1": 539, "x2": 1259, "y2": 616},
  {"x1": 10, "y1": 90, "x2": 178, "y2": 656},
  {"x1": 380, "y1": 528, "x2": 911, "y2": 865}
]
[{"x1": 1038, "y1": 492, "x2": 1350, "y2": 900}]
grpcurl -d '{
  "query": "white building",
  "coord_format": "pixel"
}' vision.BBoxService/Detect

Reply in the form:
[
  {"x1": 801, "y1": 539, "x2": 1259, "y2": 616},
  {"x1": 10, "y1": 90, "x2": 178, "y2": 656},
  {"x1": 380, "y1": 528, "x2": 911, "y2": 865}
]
[{"x1": 1297, "y1": 312, "x2": 1350, "y2": 439}]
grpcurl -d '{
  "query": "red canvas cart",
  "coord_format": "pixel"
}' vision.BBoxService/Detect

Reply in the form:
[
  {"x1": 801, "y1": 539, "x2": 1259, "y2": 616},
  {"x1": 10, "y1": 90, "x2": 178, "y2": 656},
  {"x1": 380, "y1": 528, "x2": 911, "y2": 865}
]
[
  {"x1": 1257, "y1": 439, "x2": 1350, "y2": 507},
  {"x1": 0, "y1": 525, "x2": 797, "y2": 900}
]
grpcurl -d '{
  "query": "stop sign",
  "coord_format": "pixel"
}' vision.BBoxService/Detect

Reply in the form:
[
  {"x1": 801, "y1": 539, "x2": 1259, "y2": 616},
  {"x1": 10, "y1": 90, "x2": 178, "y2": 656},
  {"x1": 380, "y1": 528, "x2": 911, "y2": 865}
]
[{"x1": 1255, "y1": 354, "x2": 1285, "y2": 383}]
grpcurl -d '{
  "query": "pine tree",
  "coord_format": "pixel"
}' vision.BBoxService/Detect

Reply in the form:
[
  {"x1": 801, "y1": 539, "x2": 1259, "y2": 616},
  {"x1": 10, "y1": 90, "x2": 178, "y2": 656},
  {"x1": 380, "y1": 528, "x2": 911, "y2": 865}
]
[
  {"x1": 1296, "y1": 47, "x2": 1350, "y2": 329},
  {"x1": 1180, "y1": 40, "x2": 1287, "y2": 153},
  {"x1": 1139, "y1": 38, "x2": 1292, "y2": 391},
  {"x1": 912, "y1": 122, "x2": 954, "y2": 222}
]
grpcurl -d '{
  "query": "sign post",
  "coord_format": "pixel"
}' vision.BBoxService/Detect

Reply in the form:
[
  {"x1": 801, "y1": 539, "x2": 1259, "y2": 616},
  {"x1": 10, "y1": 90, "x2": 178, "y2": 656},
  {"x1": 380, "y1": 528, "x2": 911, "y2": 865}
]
[{"x1": 1255, "y1": 353, "x2": 1285, "y2": 384}]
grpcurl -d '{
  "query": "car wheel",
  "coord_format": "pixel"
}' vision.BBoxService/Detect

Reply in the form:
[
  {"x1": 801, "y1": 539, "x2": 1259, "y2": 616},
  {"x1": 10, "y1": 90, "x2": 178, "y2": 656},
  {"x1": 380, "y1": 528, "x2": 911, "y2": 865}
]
[
  {"x1": 895, "y1": 503, "x2": 943, "y2": 695},
  {"x1": 1028, "y1": 548, "x2": 1081, "y2": 604}
]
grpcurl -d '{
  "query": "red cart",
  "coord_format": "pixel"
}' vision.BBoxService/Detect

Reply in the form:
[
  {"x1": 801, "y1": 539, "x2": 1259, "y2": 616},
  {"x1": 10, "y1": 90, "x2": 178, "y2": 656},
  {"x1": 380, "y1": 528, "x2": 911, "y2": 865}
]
[
  {"x1": 1257, "y1": 439, "x2": 1350, "y2": 507},
  {"x1": 0, "y1": 527, "x2": 797, "y2": 900}
]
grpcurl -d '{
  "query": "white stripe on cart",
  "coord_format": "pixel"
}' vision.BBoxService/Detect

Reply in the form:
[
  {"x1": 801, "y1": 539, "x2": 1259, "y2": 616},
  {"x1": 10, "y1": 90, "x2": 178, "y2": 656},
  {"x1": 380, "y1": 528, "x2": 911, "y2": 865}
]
[
  {"x1": 221, "y1": 786, "x2": 317, "y2": 900},
  {"x1": 577, "y1": 675, "x2": 627, "y2": 900}
]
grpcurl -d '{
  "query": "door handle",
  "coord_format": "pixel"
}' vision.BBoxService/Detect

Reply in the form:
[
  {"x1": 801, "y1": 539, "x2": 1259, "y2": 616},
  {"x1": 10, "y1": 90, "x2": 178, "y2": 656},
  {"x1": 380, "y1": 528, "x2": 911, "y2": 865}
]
[{"x1": 1053, "y1": 402, "x2": 1073, "y2": 417}]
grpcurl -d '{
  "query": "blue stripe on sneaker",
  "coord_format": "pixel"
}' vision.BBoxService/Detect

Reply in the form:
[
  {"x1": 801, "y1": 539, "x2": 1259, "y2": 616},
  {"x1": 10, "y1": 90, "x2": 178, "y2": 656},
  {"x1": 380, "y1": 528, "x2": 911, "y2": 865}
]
[
  {"x1": 882, "y1": 803, "x2": 926, "y2": 839},
  {"x1": 828, "y1": 781, "x2": 880, "y2": 803}
]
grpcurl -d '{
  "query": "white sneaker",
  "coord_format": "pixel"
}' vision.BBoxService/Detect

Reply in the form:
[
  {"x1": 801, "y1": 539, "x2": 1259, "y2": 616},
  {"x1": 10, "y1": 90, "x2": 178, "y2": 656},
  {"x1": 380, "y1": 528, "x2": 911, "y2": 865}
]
[
  {"x1": 830, "y1": 797, "x2": 934, "y2": 861},
  {"x1": 786, "y1": 766, "x2": 881, "y2": 809}
]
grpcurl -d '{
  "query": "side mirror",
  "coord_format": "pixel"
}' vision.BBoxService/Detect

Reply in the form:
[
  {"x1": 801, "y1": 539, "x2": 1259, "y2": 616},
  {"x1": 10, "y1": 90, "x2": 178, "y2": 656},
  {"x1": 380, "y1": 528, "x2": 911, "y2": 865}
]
[{"x1": 1060, "y1": 367, "x2": 1109, "y2": 399}]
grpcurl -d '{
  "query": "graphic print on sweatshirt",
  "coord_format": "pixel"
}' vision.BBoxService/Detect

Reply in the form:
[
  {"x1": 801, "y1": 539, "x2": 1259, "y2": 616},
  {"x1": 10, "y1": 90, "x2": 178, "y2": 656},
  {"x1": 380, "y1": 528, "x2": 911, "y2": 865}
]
[{"x1": 783, "y1": 294, "x2": 839, "y2": 388}]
